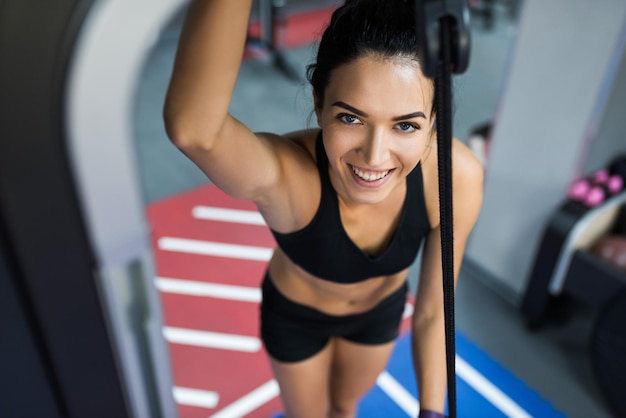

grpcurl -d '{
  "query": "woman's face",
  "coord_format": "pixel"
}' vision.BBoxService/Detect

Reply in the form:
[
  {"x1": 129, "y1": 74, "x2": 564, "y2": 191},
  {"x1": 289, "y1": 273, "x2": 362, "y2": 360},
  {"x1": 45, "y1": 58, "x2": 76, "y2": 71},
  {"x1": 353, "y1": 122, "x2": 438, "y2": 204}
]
[{"x1": 315, "y1": 54, "x2": 435, "y2": 206}]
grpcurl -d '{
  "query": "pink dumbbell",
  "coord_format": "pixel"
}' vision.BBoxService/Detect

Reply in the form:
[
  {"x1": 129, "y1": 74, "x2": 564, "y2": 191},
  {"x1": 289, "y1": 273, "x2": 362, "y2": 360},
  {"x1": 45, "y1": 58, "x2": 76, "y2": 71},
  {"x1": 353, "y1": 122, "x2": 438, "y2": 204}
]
[
  {"x1": 607, "y1": 175, "x2": 624, "y2": 195},
  {"x1": 568, "y1": 179, "x2": 591, "y2": 201},
  {"x1": 583, "y1": 186, "x2": 606, "y2": 207},
  {"x1": 592, "y1": 169, "x2": 610, "y2": 184}
]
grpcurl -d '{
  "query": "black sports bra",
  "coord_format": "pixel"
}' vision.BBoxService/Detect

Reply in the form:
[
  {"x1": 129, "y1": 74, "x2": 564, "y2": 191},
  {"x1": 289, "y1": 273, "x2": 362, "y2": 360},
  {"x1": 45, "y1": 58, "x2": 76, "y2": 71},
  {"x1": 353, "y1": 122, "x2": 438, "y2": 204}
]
[{"x1": 270, "y1": 131, "x2": 431, "y2": 283}]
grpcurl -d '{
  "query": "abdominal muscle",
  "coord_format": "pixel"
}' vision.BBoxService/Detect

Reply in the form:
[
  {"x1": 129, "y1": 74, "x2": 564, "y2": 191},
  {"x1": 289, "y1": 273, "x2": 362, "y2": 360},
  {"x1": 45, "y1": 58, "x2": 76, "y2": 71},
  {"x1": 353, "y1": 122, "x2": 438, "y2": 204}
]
[{"x1": 267, "y1": 246, "x2": 409, "y2": 316}]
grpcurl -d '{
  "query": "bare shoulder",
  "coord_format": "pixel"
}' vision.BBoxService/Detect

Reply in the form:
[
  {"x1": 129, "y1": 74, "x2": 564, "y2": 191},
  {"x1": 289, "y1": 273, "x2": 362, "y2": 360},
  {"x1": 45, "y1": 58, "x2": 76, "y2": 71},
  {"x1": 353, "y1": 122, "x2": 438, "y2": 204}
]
[
  {"x1": 421, "y1": 137, "x2": 484, "y2": 230},
  {"x1": 254, "y1": 128, "x2": 319, "y2": 170},
  {"x1": 451, "y1": 138, "x2": 484, "y2": 233},
  {"x1": 452, "y1": 138, "x2": 484, "y2": 190},
  {"x1": 281, "y1": 128, "x2": 320, "y2": 160}
]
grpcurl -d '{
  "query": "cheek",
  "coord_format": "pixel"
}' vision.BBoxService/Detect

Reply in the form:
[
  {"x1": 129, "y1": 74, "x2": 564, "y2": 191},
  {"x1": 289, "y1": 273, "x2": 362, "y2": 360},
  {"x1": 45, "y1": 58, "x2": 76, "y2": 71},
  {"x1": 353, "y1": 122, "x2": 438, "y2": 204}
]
[
  {"x1": 322, "y1": 131, "x2": 367, "y2": 170},
  {"x1": 323, "y1": 123, "x2": 362, "y2": 146},
  {"x1": 323, "y1": 132, "x2": 352, "y2": 160},
  {"x1": 394, "y1": 135, "x2": 431, "y2": 166},
  {"x1": 397, "y1": 131, "x2": 430, "y2": 152}
]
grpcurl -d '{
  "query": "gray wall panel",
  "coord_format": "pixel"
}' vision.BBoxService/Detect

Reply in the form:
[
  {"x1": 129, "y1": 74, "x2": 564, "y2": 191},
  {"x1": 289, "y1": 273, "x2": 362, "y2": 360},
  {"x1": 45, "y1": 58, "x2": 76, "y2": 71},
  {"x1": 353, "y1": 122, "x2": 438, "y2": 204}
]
[{"x1": 465, "y1": 0, "x2": 626, "y2": 298}]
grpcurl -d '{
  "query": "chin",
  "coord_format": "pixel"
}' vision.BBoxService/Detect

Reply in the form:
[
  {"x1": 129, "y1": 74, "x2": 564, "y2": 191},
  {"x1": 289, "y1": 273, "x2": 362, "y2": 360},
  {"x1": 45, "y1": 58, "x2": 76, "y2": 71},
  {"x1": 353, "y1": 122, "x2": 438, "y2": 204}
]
[{"x1": 343, "y1": 184, "x2": 395, "y2": 206}]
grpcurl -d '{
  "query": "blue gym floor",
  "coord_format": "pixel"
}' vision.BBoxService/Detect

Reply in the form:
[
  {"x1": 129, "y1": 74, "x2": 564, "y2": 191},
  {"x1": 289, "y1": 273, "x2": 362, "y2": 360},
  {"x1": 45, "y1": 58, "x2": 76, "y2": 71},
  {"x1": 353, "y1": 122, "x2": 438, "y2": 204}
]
[
  {"x1": 359, "y1": 332, "x2": 564, "y2": 418},
  {"x1": 133, "y1": 3, "x2": 615, "y2": 417}
]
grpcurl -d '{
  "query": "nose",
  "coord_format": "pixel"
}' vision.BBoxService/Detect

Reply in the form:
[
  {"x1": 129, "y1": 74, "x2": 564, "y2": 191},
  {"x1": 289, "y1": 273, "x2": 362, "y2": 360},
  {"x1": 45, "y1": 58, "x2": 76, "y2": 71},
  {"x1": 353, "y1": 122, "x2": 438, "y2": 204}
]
[{"x1": 362, "y1": 128, "x2": 390, "y2": 167}]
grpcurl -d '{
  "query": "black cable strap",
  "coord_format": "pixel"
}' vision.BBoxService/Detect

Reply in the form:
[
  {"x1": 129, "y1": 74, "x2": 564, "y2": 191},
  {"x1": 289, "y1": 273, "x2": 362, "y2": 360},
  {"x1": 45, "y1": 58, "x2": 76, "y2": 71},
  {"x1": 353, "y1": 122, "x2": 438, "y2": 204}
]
[{"x1": 435, "y1": 16, "x2": 456, "y2": 418}]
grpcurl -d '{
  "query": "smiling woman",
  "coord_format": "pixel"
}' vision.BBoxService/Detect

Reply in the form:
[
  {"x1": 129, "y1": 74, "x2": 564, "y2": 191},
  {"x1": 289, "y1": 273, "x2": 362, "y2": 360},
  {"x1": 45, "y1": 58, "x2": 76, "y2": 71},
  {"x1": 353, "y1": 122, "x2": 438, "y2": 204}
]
[
  {"x1": 314, "y1": 56, "x2": 434, "y2": 206},
  {"x1": 163, "y1": 1, "x2": 483, "y2": 417}
]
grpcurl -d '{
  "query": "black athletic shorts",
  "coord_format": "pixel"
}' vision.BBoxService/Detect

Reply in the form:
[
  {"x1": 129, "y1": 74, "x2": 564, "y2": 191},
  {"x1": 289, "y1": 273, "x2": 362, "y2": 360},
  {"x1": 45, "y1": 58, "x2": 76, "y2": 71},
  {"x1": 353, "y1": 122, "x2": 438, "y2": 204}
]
[{"x1": 260, "y1": 272, "x2": 408, "y2": 363}]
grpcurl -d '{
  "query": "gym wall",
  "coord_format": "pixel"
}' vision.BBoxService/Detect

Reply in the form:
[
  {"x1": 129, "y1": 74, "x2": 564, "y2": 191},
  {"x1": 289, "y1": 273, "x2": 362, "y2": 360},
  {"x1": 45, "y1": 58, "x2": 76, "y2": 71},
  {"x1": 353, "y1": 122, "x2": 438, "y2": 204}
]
[{"x1": 464, "y1": 0, "x2": 626, "y2": 302}]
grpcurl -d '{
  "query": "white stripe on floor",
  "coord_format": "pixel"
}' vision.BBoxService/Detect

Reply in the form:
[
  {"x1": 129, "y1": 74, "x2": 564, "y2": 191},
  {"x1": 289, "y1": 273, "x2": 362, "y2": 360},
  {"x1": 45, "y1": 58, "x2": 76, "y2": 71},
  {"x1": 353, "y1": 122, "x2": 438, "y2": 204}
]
[
  {"x1": 376, "y1": 371, "x2": 420, "y2": 417},
  {"x1": 192, "y1": 206, "x2": 266, "y2": 225},
  {"x1": 377, "y1": 357, "x2": 532, "y2": 418},
  {"x1": 402, "y1": 302, "x2": 414, "y2": 319},
  {"x1": 163, "y1": 327, "x2": 261, "y2": 353},
  {"x1": 173, "y1": 387, "x2": 219, "y2": 409},
  {"x1": 456, "y1": 355, "x2": 532, "y2": 418},
  {"x1": 156, "y1": 277, "x2": 262, "y2": 303},
  {"x1": 209, "y1": 379, "x2": 280, "y2": 418},
  {"x1": 158, "y1": 237, "x2": 273, "y2": 261}
]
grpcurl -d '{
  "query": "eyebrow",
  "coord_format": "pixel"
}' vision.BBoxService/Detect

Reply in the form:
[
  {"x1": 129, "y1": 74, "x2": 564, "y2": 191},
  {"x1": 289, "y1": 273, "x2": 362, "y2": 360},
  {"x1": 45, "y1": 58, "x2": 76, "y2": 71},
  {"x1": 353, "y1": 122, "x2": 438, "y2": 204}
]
[{"x1": 332, "y1": 101, "x2": 426, "y2": 121}]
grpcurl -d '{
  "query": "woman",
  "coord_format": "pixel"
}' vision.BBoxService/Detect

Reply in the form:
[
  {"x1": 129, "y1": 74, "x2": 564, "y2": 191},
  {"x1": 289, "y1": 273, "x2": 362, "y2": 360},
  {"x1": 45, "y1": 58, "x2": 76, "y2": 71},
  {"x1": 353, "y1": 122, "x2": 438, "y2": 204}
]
[{"x1": 164, "y1": 1, "x2": 483, "y2": 417}]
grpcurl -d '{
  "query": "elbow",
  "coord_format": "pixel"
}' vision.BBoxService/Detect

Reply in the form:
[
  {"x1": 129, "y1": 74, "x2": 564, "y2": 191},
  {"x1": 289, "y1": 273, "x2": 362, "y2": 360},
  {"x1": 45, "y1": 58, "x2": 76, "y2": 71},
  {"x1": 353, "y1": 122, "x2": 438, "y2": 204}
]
[
  {"x1": 163, "y1": 111, "x2": 218, "y2": 152},
  {"x1": 163, "y1": 86, "x2": 232, "y2": 149},
  {"x1": 164, "y1": 117, "x2": 194, "y2": 149},
  {"x1": 412, "y1": 306, "x2": 444, "y2": 331},
  {"x1": 163, "y1": 105, "x2": 194, "y2": 148},
  {"x1": 163, "y1": 104, "x2": 188, "y2": 147}
]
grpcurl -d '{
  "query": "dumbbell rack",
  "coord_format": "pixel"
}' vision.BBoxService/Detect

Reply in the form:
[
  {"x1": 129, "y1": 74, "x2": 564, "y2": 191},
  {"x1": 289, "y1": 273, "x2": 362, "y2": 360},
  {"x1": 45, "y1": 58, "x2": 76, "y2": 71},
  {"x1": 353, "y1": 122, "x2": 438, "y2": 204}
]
[
  {"x1": 521, "y1": 185, "x2": 626, "y2": 418},
  {"x1": 522, "y1": 188, "x2": 626, "y2": 327}
]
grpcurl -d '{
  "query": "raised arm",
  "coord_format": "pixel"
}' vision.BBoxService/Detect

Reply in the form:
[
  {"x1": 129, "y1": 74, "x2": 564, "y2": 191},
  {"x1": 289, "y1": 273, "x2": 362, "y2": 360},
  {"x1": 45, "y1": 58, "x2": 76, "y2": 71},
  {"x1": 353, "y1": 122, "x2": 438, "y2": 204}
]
[
  {"x1": 163, "y1": 0, "x2": 282, "y2": 202},
  {"x1": 412, "y1": 141, "x2": 483, "y2": 414}
]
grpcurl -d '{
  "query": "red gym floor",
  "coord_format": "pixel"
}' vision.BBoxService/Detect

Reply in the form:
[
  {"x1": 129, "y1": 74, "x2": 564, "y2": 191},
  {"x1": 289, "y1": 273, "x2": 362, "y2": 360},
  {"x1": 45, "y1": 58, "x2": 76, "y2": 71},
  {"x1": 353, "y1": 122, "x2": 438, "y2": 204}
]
[{"x1": 147, "y1": 184, "x2": 414, "y2": 417}]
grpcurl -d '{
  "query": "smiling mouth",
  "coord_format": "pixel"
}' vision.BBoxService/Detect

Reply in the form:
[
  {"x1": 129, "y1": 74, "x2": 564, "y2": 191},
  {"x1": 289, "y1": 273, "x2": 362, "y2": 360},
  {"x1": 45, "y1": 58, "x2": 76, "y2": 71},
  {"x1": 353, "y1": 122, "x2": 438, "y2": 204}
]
[{"x1": 350, "y1": 165, "x2": 392, "y2": 182}]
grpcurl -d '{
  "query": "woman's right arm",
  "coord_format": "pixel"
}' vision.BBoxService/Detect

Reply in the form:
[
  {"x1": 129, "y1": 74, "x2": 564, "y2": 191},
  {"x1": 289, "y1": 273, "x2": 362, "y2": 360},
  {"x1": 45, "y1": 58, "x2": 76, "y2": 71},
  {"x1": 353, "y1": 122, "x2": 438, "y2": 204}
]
[{"x1": 163, "y1": 0, "x2": 283, "y2": 202}]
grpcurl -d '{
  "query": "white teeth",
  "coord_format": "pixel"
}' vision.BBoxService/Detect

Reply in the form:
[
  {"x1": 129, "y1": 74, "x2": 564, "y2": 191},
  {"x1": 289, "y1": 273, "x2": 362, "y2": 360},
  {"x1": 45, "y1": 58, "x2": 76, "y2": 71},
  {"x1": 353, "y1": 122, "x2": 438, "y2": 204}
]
[{"x1": 351, "y1": 166, "x2": 390, "y2": 181}]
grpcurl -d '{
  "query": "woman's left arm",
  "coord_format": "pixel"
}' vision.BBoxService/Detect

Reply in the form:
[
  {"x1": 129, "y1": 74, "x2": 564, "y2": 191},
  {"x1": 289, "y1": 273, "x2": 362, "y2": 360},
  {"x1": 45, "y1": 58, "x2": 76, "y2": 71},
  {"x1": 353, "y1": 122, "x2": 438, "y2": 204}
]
[{"x1": 411, "y1": 142, "x2": 484, "y2": 415}]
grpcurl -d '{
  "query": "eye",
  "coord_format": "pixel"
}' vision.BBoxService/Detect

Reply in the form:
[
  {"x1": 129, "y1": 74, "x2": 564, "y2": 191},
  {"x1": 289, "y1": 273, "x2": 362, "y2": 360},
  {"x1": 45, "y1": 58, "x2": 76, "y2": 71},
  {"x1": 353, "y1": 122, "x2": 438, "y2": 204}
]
[
  {"x1": 395, "y1": 122, "x2": 420, "y2": 133},
  {"x1": 337, "y1": 113, "x2": 362, "y2": 125}
]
